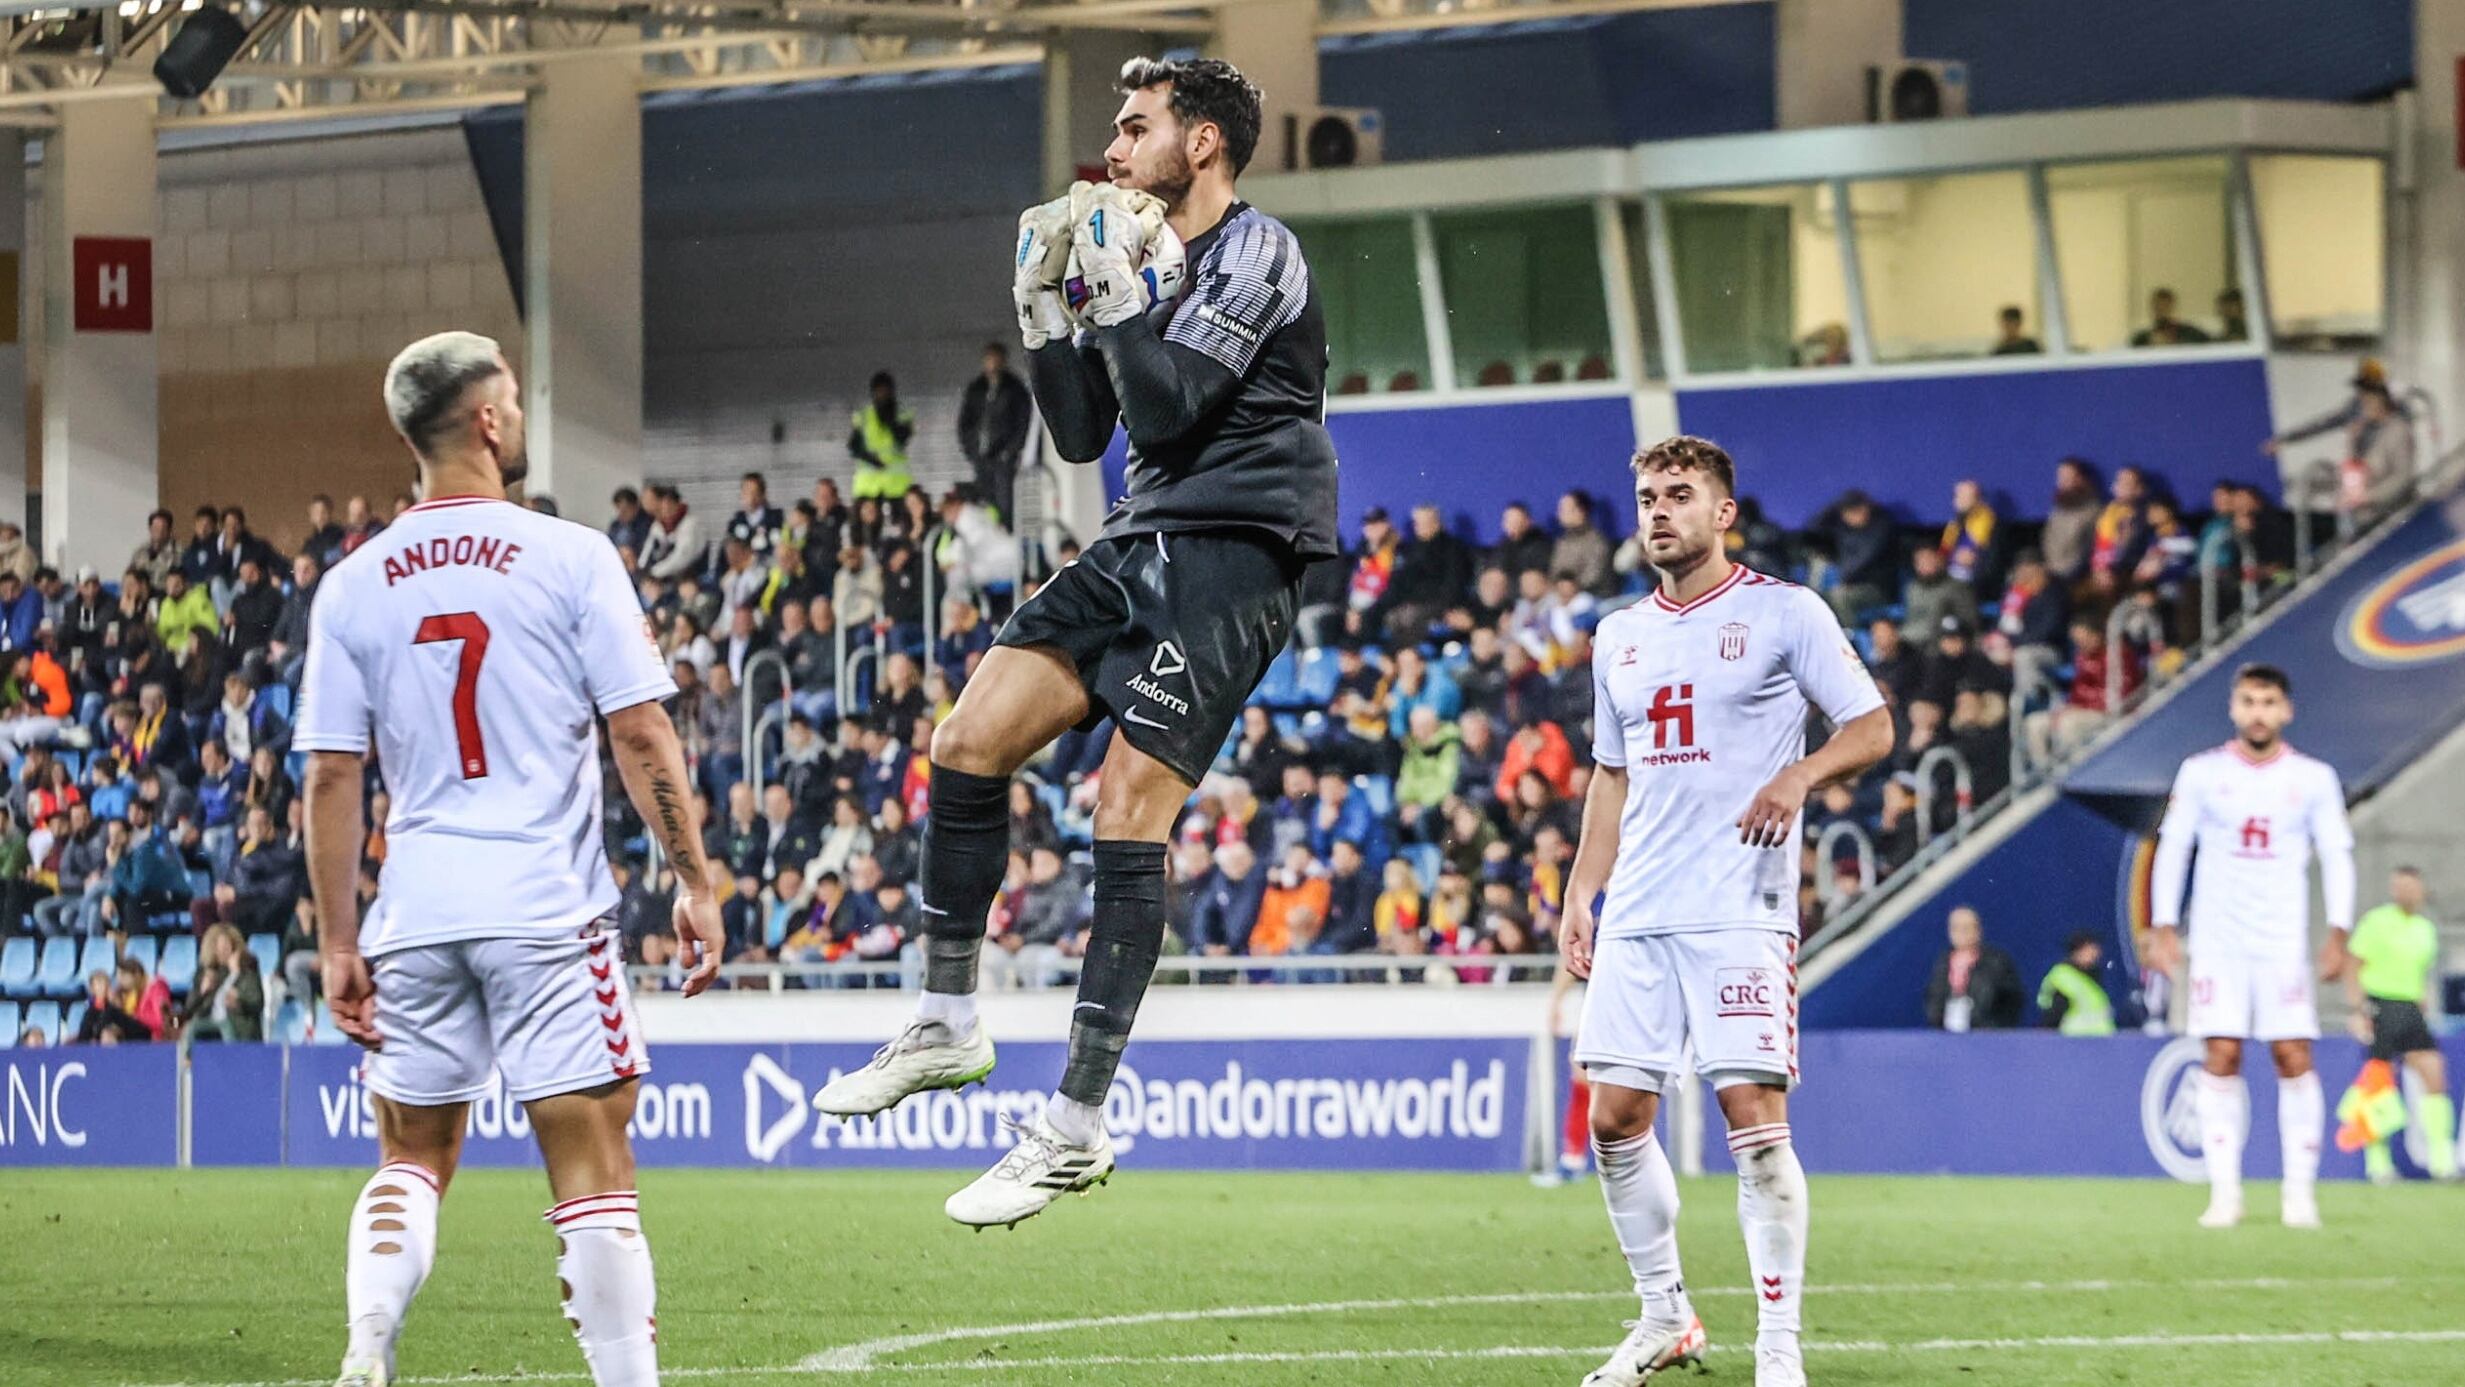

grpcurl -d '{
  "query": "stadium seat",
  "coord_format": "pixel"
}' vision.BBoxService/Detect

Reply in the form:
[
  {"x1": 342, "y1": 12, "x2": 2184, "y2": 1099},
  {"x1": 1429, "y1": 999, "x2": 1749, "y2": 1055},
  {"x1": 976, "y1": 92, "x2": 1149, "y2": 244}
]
[
  {"x1": 1356, "y1": 775, "x2": 1397, "y2": 820},
  {"x1": 274, "y1": 997, "x2": 310, "y2": 1045},
  {"x1": 76, "y1": 936, "x2": 114, "y2": 984},
  {"x1": 158, "y1": 934, "x2": 199, "y2": 997},
  {"x1": 1252, "y1": 647, "x2": 1300, "y2": 708},
  {"x1": 35, "y1": 937, "x2": 79, "y2": 998},
  {"x1": 22, "y1": 1000, "x2": 59, "y2": 1044},
  {"x1": 247, "y1": 933, "x2": 282, "y2": 980},
  {"x1": 1295, "y1": 648, "x2": 1340, "y2": 705},
  {"x1": 262, "y1": 683, "x2": 294, "y2": 723},
  {"x1": 1385, "y1": 369, "x2": 1421, "y2": 392},
  {"x1": 186, "y1": 869, "x2": 214, "y2": 900},
  {"x1": 0, "y1": 937, "x2": 35, "y2": 998},
  {"x1": 0, "y1": 999, "x2": 18, "y2": 1046},
  {"x1": 121, "y1": 934, "x2": 157, "y2": 977},
  {"x1": 64, "y1": 1001, "x2": 86, "y2": 1038}
]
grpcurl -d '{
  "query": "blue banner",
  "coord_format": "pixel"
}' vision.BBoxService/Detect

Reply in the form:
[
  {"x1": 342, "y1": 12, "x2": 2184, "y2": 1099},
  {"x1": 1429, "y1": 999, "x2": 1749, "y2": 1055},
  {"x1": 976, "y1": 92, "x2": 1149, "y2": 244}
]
[
  {"x1": 0, "y1": 1048, "x2": 177, "y2": 1166},
  {"x1": 241, "y1": 1038, "x2": 1528, "y2": 1172},
  {"x1": 1692, "y1": 1033, "x2": 2465, "y2": 1181}
]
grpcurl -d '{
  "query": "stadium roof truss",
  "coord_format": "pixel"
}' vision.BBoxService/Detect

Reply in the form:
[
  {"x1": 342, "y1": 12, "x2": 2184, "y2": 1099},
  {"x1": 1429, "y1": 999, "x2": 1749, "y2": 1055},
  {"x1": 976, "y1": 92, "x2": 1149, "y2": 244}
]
[{"x1": 0, "y1": 0, "x2": 1748, "y2": 126}]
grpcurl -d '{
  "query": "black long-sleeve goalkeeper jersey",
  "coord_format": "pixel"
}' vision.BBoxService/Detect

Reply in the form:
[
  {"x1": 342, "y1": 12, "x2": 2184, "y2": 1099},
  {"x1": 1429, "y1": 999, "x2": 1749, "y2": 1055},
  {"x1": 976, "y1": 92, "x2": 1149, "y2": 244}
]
[{"x1": 1029, "y1": 200, "x2": 1340, "y2": 560}]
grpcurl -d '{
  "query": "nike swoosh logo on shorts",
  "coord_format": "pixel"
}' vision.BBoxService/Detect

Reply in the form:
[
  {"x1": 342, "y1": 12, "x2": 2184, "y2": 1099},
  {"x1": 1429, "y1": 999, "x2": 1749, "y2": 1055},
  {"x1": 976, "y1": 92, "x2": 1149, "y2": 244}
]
[{"x1": 1121, "y1": 706, "x2": 1170, "y2": 730}]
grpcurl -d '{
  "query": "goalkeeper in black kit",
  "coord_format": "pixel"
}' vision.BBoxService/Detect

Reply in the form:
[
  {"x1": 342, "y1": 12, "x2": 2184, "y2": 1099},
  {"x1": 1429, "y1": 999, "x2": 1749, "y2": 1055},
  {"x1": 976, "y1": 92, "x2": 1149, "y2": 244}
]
[{"x1": 813, "y1": 55, "x2": 1339, "y2": 1227}]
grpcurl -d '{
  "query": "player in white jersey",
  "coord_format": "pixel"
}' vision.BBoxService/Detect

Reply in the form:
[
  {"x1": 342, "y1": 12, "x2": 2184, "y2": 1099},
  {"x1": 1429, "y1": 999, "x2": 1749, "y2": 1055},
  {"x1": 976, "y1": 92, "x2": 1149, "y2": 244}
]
[
  {"x1": 298, "y1": 332, "x2": 725, "y2": 1387},
  {"x1": 2147, "y1": 663, "x2": 2354, "y2": 1230},
  {"x1": 1561, "y1": 437, "x2": 1894, "y2": 1387}
]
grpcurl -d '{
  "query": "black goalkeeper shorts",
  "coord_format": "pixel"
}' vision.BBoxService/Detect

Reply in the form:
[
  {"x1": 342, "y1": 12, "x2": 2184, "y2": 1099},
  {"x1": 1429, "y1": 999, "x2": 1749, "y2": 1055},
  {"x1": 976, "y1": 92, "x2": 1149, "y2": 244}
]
[
  {"x1": 996, "y1": 528, "x2": 1300, "y2": 786},
  {"x1": 2367, "y1": 998, "x2": 2438, "y2": 1061}
]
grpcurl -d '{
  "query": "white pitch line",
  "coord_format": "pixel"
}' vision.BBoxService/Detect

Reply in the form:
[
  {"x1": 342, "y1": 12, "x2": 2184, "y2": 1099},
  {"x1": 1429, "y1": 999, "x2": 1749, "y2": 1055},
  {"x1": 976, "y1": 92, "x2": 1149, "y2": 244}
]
[
  {"x1": 121, "y1": 1275, "x2": 2459, "y2": 1387},
  {"x1": 792, "y1": 1273, "x2": 2425, "y2": 1371}
]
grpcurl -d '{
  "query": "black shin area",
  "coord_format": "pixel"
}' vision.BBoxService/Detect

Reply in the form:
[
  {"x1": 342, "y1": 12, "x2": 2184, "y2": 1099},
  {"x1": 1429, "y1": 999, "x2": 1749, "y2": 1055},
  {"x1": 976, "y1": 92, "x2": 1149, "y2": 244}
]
[
  {"x1": 1059, "y1": 840, "x2": 1168, "y2": 1106},
  {"x1": 918, "y1": 764, "x2": 1011, "y2": 995}
]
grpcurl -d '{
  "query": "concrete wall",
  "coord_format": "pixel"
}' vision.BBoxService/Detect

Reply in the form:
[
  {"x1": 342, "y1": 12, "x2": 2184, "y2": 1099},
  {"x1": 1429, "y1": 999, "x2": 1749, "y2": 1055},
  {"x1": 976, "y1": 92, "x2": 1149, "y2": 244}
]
[{"x1": 27, "y1": 124, "x2": 521, "y2": 556}]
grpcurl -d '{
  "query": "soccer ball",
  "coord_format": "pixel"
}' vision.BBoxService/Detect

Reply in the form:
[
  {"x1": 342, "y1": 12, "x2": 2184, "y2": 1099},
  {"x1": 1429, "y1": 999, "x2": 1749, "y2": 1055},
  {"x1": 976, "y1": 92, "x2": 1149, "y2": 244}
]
[{"x1": 1064, "y1": 221, "x2": 1189, "y2": 321}]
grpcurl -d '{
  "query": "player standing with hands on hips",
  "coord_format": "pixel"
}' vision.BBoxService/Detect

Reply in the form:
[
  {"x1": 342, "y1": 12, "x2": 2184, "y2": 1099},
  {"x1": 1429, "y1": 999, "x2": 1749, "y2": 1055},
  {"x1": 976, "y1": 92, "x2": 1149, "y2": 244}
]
[
  {"x1": 2147, "y1": 664, "x2": 2356, "y2": 1228},
  {"x1": 1560, "y1": 436, "x2": 1895, "y2": 1387},
  {"x1": 300, "y1": 332, "x2": 727, "y2": 1387},
  {"x1": 813, "y1": 56, "x2": 1339, "y2": 1229}
]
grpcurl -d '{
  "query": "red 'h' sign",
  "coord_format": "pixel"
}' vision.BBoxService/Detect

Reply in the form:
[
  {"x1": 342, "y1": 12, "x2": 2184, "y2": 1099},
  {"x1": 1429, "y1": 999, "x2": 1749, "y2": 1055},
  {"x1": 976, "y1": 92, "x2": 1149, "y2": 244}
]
[{"x1": 72, "y1": 236, "x2": 151, "y2": 332}]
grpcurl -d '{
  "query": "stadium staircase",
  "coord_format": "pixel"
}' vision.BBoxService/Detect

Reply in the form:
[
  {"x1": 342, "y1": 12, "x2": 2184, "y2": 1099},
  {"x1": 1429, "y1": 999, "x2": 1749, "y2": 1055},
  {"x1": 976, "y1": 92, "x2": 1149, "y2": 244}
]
[{"x1": 1801, "y1": 448, "x2": 2465, "y2": 1027}]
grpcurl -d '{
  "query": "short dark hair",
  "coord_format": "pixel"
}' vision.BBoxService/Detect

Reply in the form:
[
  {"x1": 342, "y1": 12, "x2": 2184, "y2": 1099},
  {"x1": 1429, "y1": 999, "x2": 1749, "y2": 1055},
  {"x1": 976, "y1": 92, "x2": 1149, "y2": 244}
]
[
  {"x1": 1118, "y1": 55, "x2": 1264, "y2": 177},
  {"x1": 1631, "y1": 435, "x2": 1737, "y2": 497},
  {"x1": 613, "y1": 486, "x2": 640, "y2": 506},
  {"x1": 2065, "y1": 929, "x2": 2101, "y2": 954},
  {"x1": 2235, "y1": 662, "x2": 2291, "y2": 696},
  {"x1": 311, "y1": 493, "x2": 333, "y2": 508},
  {"x1": 2000, "y1": 305, "x2": 2024, "y2": 321},
  {"x1": 193, "y1": 506, "x2": 219, "y2": 522},
  {"x1": 148, "y1": 508, "x2": 173, "y2": 527},
  {"x1": 983, "y1": 341, "x2": 1008, "y2": 359},
  {"x1": 221, "y1": 506, "x2": 247, "y2": 526},
  {"x1": 741, "y1": 470, "x2": 767, "y2": 489},
  {"x1": 2395, "y1": 865, "x2": 2423, "y2": 879}
]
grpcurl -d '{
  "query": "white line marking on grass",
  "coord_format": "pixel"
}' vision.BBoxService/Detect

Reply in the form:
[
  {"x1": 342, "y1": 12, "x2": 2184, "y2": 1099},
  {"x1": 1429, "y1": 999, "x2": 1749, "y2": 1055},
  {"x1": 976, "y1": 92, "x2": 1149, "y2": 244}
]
[
  {"x1": 124, "y1": 1275, "x2": 2460, "y2": 1387},
  {"x1": 792, "y1": 1273, "x2": 2425, "y2": 1371}
]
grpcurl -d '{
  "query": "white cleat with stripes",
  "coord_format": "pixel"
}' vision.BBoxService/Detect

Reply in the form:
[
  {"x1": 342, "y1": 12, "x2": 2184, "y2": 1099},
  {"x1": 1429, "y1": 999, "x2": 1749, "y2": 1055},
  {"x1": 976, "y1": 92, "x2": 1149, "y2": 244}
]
[
  {"x1": 945, "y1": 1114, "x2": 1114, "y2": 1229},
  {"x1": 1581, "y1": 1316, "x2": 1706, "y2": 1385},
  {"x1": 332, "y1": 1355, "x2": 388, "y2": 1387},
  {"x1": 812, "y1": 1018, "x2": 996, "y2": 1117}
]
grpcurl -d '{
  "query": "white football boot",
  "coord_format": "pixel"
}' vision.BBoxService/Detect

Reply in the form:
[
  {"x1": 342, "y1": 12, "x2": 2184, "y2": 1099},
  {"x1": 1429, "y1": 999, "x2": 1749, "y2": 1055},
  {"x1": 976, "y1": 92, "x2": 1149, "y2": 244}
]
[
  {"x1": 945, "y1": 1114, "x2": 1115, "y2": 1229},
  {"x1": 811, "y1": 1017, "x2": 995, "y2": 1116},
  {"x1": 332, "y1": 1355, "x2": 388, "y2": 1387},
  {"x1": 1755, "y1": 1337, "x2": 1808, "y2": 1387},
  {"x1": 2197, "y1": 1193, "x2": 2244, "y2": 1228},
  {"x1": 1581, "y1": 1316, "x2": 1707, "y2": 1385},
  {"x1": 2281, "y1": 1188, "x2": 2322, "y2": 1229}
]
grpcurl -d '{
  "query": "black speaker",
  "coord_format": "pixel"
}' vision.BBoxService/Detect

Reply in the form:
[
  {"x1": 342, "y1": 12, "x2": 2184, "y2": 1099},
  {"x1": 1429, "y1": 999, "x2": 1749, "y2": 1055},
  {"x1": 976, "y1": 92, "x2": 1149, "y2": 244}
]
[{"x1": 154, "y1": 7, "x2": 249, "y2": 99}]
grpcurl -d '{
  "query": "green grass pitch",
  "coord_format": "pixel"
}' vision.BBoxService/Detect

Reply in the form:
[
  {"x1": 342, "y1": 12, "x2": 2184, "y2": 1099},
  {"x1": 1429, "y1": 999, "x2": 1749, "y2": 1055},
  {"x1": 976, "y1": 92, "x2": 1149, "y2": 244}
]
[{"x1": 5, "y1": 1168, "x2": 2463, "y2": 1385}]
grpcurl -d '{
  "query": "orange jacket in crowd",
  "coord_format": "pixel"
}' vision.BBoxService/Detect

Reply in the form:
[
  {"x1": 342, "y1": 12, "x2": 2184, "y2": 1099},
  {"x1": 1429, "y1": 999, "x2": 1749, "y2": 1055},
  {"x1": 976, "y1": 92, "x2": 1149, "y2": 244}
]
[
  {"x1": 1496, "y1": 720, "x2": 1576, "y2": 803},
  {"x1": 1252, "y1": 872, "x2": 1330, "y2": 957}
]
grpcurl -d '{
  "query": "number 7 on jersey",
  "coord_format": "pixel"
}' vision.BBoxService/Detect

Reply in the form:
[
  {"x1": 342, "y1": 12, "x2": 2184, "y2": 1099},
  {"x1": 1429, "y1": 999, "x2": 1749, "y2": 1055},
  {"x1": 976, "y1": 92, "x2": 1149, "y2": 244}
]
[{"x1": 414, "y1": 611, "x2": 492, "y2": 778}]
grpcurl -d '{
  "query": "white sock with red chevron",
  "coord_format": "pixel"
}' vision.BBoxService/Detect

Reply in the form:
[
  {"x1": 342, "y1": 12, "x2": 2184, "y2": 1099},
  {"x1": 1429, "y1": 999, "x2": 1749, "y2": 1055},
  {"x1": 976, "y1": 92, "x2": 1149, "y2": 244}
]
[
  {"x1": 2195, "y1": 1071, "x2": 2247, "y2": 1208},
  {"x1": 344, "y1": 1161, "x2": 441, "y2": 1370},
  {"x1": 1731, "y1": 1122, "x2": 1807, "y2": 1345},
  {"x1": 1592, "y1": 1127, "x2": 1692, "y2": 1328},
  {"x1": 547, "y1": 1192, "x2": 659, "y2": 1387},
  {"x1": 2278, "y1": 1071, "x2": 2324, "y2": 1205}
]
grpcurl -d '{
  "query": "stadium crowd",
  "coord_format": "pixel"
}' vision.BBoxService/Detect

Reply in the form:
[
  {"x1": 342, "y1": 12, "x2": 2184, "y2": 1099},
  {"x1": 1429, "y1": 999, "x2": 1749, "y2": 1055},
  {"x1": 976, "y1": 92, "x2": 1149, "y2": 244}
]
[{"x1": 0, "y1": 370, "x2": 2330, "y2": 1043}]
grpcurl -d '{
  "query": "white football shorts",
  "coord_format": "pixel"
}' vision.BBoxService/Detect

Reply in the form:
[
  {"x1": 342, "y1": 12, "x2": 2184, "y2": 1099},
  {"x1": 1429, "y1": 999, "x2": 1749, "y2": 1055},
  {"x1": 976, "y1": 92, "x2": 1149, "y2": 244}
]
[
  {"x1": 363, "y1": 925, "x2": 649, "y2": 1105},
  {"x1": 2188, "y1": 949, "x2": 2318, "y2": 1042},
  {"x1": 1574, "y1": 929, "x2": 1799, "y2": 1093}
]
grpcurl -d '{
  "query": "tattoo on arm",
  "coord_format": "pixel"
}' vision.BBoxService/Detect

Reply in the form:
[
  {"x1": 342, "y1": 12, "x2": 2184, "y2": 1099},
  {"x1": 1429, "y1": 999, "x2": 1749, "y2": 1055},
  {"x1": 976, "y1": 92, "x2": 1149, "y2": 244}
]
[{"x1": 646, "y1": 765, "x2": 702, "y2": 878}]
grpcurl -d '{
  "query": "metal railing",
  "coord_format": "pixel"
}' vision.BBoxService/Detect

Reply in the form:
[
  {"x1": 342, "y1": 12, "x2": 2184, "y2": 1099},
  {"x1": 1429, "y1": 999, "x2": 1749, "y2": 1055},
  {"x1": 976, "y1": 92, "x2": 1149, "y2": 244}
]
[
  {"x1": 738, "y1": 648, "x2": 790, "y2": 770},
  {"x1": 1913, "y1": 745, "x2": 1973, "y2": 847},
  {"x1": 631, "y1": 953, "x2": 1564, "y2": 991},
  {"x1": 918, "y1": 521, "x2": 948, "y2": 660}
]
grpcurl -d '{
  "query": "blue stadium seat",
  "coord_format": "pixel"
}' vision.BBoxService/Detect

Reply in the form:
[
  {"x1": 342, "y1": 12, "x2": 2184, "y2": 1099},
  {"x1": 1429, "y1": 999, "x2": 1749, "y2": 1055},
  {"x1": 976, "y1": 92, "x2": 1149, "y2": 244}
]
[
  {"x1": 262, "y1": 683, "x2": 294, "y2": 723},
  {"x1": 186, "y1": 869, "x2": 214, "y2": 900},
  {"x1": 1402, "y1": 843, "x2": 1443, "y2": 894},
  {"x1": 76, "y1": 936, "x2": 114, "y2": 984},
  {"x1": 64, "y1": 1001, "x2": 86, "y2": 1038},
  {"x1": 1295, "y1": 647, "x2": 1340, "y2": 705},
  {"x1": 0, "y1": 937, "x2": 36, "y2": 998},
  {"x1": 1355, "y1": 775, "x2": 1396, "y2": 820},
  {"x1": 273, "y1": 997, "x2": 310, "y2": 1045},
  {"x1": 1251, "y1": 647, "x2": 1300, "y2": 708},
  {"x1": 247, "y1": 933, "x2": 282, "y2": 980},
  {"x1": 1271, "y1": 711, "x2": 1307, "y2": 742},
  {"x1": 158, "y1": 934, "x2": 198, "y2": 997},
  {"x1": 35, "y1": 937, "x2": 79, "y2": 998},
  {"x1": 0, "y1": 1000, "x2": 18, "y2": 1046},
  {"x1": 22, "y1": 1000, "x2": 60, "y2": 1044},
  {"x1": 121, "y1": 934, "x2": 157, "y2": 977}
]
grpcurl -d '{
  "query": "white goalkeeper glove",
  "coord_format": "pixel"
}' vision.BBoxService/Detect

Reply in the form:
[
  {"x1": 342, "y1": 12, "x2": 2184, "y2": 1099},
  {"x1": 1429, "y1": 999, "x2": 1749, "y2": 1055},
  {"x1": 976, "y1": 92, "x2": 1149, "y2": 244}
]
[
  {"x1": 1013, "y1": 184, "x2": 1082, "y2": 350},
  {"x1": 1066, "y1": 182, "x2": 1170, "y2": 329}
]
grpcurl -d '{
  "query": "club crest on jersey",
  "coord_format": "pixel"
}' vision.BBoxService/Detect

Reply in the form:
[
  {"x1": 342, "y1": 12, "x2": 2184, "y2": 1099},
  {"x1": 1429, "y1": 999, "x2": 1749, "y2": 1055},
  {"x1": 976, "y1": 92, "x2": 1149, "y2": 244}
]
[
  {"x1": 1615, "y1": 645, "x2": 1638, "y2": 667},
  {"x1": 1718, "y1": 622, "x2": 1749, "y2": 661}
]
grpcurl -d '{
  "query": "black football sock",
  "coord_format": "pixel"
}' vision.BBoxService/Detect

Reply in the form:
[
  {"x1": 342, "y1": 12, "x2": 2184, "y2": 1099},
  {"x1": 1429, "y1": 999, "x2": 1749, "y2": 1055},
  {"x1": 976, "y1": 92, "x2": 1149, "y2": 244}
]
[
  {"x1": 917, "y1": 764, "x2": 1010, "y2": 996},
  {"x1": 1058, "y1": 840, "x2": 1168, "y2": 1108}
]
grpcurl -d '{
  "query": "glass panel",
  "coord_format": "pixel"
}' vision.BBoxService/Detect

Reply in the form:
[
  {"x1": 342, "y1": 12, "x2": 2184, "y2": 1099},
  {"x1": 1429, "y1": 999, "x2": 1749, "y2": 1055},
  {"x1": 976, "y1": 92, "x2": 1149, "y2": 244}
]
[
  {"x1": 1660, "y1": 184, "x2": 1849, "y2": 374},
  {"x1": 2249, "y1": 154, "x2": 2385, "y2": 351},
  {"x1": 2046, "y1": 156, "x2": 2239, "y2": 353},
  {"x1": 1431, "y1": 205, "x2": 1614, "y2": 388},
  {"x1": 1846, "y1": 170, "x2": 2041, "y2": 363},
  {"x1": 1287, "y1": 216, "x2": 1432, "y2": 395},
  {"x1": 1619, "y1": 202, "x2": 1666, "y2": 381}
]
